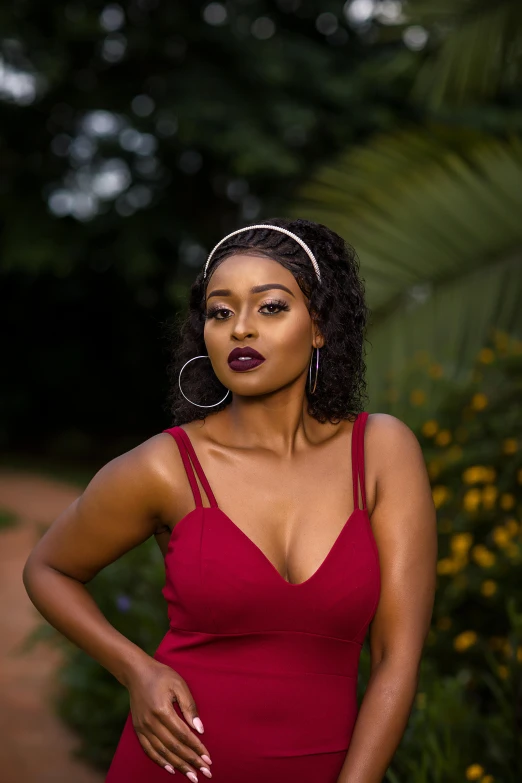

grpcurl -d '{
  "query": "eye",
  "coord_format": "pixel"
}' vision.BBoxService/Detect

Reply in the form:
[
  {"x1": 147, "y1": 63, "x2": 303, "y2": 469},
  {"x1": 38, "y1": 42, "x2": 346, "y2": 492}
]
[
  {"x1": 204, "y1": 305, "x2": 232, "y2": 321},
  {"x1": 259, "y1": 298, "x2": 290, "y2": 315},
  {"x1": 204, "y1": 298, "x2": 290, "y2": 320}
]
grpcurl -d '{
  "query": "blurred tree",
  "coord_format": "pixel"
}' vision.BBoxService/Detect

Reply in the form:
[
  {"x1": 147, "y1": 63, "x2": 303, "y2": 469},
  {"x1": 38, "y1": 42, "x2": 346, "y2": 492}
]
[
  {"x1": 403, "y1": 0, "x2": 522, "y2": 106},
  {"x1": 0, "y1": 0, "x2": 418, "y2": 454},
  {"x1": 292, "y1": 0, "x2": 522, "y2": 421}
]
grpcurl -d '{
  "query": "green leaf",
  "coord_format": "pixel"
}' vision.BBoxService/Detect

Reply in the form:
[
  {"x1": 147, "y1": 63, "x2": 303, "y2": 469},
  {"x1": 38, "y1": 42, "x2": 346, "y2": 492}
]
[
  {"x1": 403, "y1": 0, "x2": 522, "y2": 105},
  {"x1": 292, "y1": 125, "x2": 522, "y2": 417}
]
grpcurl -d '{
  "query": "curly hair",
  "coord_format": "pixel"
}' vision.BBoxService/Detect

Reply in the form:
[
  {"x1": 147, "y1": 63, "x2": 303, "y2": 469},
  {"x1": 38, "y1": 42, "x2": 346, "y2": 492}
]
[{"x1": 165, "y1": 217, "x2": 371, "y2": 426}]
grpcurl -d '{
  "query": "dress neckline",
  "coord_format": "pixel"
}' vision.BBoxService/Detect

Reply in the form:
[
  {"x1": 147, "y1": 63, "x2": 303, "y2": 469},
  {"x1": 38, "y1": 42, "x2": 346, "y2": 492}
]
[
  {"x1": 165, "y1": 505, "x2": 367, "y2": 588},
  {"x1": 163, "y1": 413, "x2": 369, "y2": 588}
]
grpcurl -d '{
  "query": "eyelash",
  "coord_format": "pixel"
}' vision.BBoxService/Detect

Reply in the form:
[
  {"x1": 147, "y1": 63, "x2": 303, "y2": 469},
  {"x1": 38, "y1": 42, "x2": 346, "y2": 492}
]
[{"x1": 204, "y1": 298, "x2": 290, "y2": 321}]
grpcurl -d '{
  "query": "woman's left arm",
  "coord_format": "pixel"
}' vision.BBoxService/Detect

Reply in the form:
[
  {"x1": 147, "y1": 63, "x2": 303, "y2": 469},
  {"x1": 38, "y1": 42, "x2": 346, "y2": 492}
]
[{"x1": 337, "y1": 413, "x2": 438, "y2": 783}]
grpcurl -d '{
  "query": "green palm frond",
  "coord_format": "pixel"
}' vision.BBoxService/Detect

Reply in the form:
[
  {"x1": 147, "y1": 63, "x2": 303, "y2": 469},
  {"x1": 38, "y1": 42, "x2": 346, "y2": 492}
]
[
  {"x1": 402, "y1": 0, "x2": 522, "y2": 105},
  {"x1": 291, "y1": 125, "x2": 522, "y2": 418}
]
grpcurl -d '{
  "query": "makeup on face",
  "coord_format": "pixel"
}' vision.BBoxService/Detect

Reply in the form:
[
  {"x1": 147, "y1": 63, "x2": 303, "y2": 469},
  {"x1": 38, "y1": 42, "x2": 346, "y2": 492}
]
[{"x1": 227, "y1": 346, "x2": 266, "y2": 372}]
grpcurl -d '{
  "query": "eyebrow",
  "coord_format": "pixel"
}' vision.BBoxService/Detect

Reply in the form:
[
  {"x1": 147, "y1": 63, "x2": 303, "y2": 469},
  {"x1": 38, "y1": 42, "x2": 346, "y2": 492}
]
[{"x1": 206, "y1": 283, "x2": 296, "y2": 301}]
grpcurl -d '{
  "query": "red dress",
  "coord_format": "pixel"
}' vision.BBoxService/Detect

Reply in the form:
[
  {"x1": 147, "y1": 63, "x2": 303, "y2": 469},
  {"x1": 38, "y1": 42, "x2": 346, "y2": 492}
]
[{"x1": 106, "y1": 411, "x2": 380, "y2": 782}]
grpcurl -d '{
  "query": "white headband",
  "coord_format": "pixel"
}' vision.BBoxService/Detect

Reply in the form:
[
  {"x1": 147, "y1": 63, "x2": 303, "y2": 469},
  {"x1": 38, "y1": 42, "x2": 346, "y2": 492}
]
[{"x1": 203, "y1": 224, "x2": 322, "y2": 283}]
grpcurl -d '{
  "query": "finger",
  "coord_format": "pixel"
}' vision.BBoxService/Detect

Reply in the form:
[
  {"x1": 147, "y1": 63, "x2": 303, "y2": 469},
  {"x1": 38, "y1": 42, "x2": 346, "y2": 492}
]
[
  {"x1": 152, "y1": 721, "x2": 213, "y2": 779},
  {"x1": 175, "y1": 684, "x2": 205, "y2": 736},
  {"x1": 156, "y1": 702, "x2": 213, "y2": 764},
  {"x1": 137, "y1": 732, "x2": 177, "y2": 775},
  {"x1": 148, "y1": 732, "x2": 210, "y2": 781}
]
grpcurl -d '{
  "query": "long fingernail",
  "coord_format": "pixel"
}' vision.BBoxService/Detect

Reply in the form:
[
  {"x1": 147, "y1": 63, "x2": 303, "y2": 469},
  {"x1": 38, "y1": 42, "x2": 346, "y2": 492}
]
[
  {"x1": 164, "y1": 764, "x2": 176, "y2": 774},
  {"x1": 200, "y1": 768, "x2": 212, "y2": 779},
  {"x1": 192, "y1": 717, "x2": 204, "y2": 734},
  {"x1": 201, "y1": 755, "x2": 212, "y2": 766},
  {"x1": 186, "y1": 773, "x2": 198, "y2": 783}
]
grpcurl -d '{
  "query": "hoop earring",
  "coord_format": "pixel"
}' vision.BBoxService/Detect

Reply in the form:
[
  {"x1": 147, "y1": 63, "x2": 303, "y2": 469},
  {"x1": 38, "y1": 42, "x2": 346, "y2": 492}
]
[
  {"x1": 308, "y1": 347, "x2": 320, "y2": 394},
  {"x1": 178, "y1": 355, "x2": 231, "y2": 408}
]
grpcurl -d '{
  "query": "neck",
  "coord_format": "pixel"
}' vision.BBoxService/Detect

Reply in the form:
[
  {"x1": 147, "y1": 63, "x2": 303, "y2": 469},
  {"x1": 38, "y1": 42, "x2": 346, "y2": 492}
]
[{"x1": 210, "y1": 386, "x2": 332, "y2": 457}]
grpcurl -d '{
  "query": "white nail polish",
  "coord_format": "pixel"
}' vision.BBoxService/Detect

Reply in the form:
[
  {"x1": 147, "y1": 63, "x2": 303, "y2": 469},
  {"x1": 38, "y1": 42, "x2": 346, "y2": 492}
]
[
  {"x1": 164, "y1": 764, "x2": 176, "y2": 774},
  {"x1": 192, "y1": 717, "x2": 204, "y2": 733}
]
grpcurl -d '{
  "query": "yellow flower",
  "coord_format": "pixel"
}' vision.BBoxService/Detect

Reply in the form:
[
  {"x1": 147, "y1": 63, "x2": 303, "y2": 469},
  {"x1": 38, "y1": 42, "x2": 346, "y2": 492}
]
[
  {"x1": 466, "y1": 763, "x2": 484, "y2": 779},
  {"x1": 492, "y1": 526, "x2": 510, "y2": 548},
  {"x1": 462, "y1": 466, "x2": 496, "y2": 484},
  {"x1": 517, "y1": 467, "x2": 522, "y2": 485},
  {"x1": 497, "y1": 665, "x2": 509, "y2": 680},
  {"x1": 503, "y1": 641, "x2": 513, "y2": 657},
  {"x1": 471, "y1": 545, "x2": 495, "y2": 568},
  {"x1": 517, "y1": 646, "x2": 522, "y2": 663},
  {"x1": 480, "y1": 344, "x2": 497, "y2": 361},
  {"x1": 502, "y1": 438, "x2": 518, "y2": 455},
  {"x1": 506, "y1": 542, "x2": 520, "y2": 559},
  {"x1": 480, "y1": 580, "x2": 497, "y2": 597},
  {"x1": 481, "y1": 485, "x2": 498, "y2": 509},
  {"x1": 428, "y1": 363, "x2": 444, "y2": 378},
  {"x1": 481, "y1": 776, "x2": 494, "y2": 783},
  {"x1": 500, "y1": 493, "x2": 515, "y2": 510},
  {"x1": 437, "y1": 558, "x2": 457, "y2": 575},
  {"x1": 463, "y1": 488, "x2": 482, "y2": 511},
  {"x1": 451, "y1": 533, "x2": 473, "y2": 555},
  {"x1": 478, "y1": 347, "x2": 495, "y2": 364},
  {"x1": 493, "y1": 329, "x2": 509, "y2": 352},
  {"x1": 462, "y1": 466, "x2": 480, "y2": 484},
  {"x1": 410, "y1": 389, "x2": 426, "y2": 406},
  {"x1": 422, "y1": 419, "x2": 438, "y2": 437},
  {"x1": 506, "y1": 518, "x2": 519, "y2": 536},
  {"x1": 435, "y1": 429, "x2": 452, "y2": 446},
  {"x1": 454, "y1": 630, "x2": 478, "y2": 652},
  {"x1": 471, "y1": 392, "x2": 488, "y2": 410},
  {"x1": 432, "y1": 485, "x2": 450, "y2": 508},
  {"x1": 447, "y1": 444, "x2": 463, "y2": 461}
]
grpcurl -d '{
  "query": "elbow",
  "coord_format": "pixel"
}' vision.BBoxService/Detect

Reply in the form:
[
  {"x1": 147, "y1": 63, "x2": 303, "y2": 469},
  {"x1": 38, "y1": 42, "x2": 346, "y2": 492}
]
[
  {"x1": 22, "y1": 552, "x2": 48, "y2": 601},
  {"x1": 22, "y1": 552, "x2": 37, "y2": 598}
]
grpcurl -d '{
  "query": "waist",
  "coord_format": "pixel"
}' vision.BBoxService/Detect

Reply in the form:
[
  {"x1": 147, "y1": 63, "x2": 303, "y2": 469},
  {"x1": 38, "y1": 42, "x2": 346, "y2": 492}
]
[{"x1": 154, "y1": 625, "x2": 362, "y2": 678}]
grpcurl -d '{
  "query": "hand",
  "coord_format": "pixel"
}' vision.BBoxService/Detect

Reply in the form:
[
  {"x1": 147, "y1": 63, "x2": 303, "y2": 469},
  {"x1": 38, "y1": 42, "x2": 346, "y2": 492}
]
[{"x1": 126, "y1": 658, "x2": 213, "y2": 780}]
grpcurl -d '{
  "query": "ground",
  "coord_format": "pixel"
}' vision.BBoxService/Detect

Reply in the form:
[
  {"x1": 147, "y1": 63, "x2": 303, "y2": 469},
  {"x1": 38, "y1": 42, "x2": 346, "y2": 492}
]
[{"x1": 0, "y1": 469, "x2": 103, "y2": 783}]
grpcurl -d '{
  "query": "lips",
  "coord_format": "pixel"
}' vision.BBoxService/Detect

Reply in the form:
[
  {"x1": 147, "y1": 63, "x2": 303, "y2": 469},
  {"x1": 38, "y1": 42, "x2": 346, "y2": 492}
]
[{"x1": 227, "y1": 347, "x2": 266, "y2": 372}]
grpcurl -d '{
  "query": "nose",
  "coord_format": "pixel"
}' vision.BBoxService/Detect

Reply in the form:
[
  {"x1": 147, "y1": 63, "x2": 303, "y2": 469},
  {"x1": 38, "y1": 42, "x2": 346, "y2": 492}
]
[{"x1": 230, "y1": 307, "x2": 257, "y2": 341}]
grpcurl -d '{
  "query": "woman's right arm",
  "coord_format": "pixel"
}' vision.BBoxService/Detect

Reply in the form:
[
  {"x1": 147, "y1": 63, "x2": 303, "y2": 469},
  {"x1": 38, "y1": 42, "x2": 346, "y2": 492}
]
[{"x1": 22, "y1": 434, "x2": 213, "y2": 780}]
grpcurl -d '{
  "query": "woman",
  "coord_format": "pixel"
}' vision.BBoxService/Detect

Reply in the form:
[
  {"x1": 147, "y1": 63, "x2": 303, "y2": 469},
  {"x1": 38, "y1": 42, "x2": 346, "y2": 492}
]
[{"x1": 23, "y1": 218, "x2": 437, "y2": 783}]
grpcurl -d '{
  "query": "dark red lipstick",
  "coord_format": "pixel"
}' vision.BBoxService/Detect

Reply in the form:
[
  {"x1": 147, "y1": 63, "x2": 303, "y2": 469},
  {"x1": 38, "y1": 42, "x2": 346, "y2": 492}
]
[{"x1": 227, "y1": 347, "x2": 266, "y2": 372}]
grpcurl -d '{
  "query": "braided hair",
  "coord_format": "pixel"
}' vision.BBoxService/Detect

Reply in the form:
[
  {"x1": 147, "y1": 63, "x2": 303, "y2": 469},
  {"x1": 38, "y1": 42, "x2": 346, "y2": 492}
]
[{"x1": 165, "y1": 217, "x2": 371, "y2": 425}]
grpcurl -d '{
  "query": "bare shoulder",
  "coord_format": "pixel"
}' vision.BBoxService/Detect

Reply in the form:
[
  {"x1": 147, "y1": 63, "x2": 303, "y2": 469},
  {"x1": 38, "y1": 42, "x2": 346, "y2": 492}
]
[
  {"x1": 23, "y1": 430, "x2": 190, "y2": 583},
  {"x1": 84, "y1": 430, "x2": 185, "y2": 503},
  {"x1": 365, "y1": 412, "x2": 424, "y2": 465},
  {"x1": 363, "y1": 413, "x2": 429, "y2": 519},
  {"x1": 366, "y1": 411, "x2": 421, "y2": 445}
]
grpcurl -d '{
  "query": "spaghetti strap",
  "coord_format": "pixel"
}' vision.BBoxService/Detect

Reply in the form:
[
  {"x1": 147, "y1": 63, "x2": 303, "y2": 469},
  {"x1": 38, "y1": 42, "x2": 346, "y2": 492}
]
[
  {"x1": 351, "y1": 412, "x2": 369, "y2": 511},
  {"x1": 167, "y1": 427, "x2": 219, "y2": 509},
  {"x1": 163, "y1": 427, "x2": 203, "y2": 508}
]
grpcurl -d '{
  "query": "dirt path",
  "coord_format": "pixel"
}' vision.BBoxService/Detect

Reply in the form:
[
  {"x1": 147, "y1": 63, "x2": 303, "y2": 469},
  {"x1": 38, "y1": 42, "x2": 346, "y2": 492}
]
[{"x1": 0, "y1": 469, "x2": 104, "y2": 783}]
